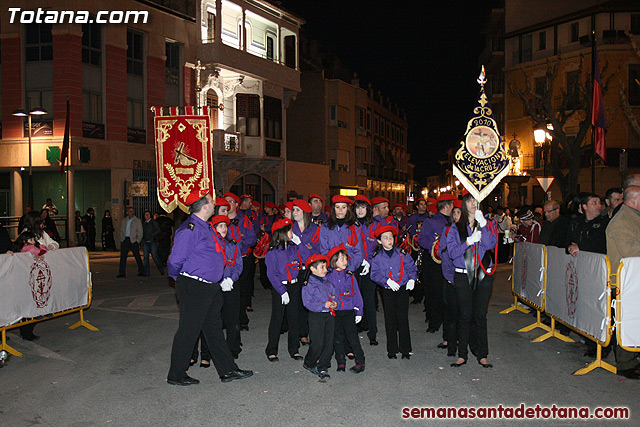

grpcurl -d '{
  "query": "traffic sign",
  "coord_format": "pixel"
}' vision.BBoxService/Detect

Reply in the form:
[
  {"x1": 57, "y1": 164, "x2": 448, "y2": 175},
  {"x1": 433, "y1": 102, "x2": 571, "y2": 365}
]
[{"x1": 536, "y1": 176, "x2": 555, "y2": 193}]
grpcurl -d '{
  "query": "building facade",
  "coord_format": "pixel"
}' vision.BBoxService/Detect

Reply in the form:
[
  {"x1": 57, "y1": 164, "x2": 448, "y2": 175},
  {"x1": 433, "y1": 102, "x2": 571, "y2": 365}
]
[
  {"x1": 286, "y1": 69, "x2": 411, "y2": 205},
  {"x1": 0, "y1": 0, "x2": 302, "y2": 242},
  {"x1": 501, "y1": 0, "x2": 640, "y2": 204}
]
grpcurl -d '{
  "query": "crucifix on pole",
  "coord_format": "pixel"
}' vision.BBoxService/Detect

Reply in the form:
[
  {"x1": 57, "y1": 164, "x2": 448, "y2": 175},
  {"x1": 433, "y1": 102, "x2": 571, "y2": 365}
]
[{"x1": 187, "y1": 59, "x2": 206, "y2": 111}]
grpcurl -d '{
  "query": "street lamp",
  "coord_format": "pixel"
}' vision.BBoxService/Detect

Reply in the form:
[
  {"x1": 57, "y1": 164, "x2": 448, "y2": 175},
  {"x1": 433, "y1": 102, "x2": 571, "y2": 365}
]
[
  {"x1": 12, "y1": 106, "x2": 48, "y2": 207},
  {"x1": 534, "y1": 123, "x2": 553, "y2": 178}
]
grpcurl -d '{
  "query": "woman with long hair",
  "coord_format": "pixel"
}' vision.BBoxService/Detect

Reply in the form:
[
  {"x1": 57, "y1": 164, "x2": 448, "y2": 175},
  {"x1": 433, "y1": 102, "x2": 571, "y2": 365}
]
[
  {"x1": 319, "y1": 195, "x2": 364, "y2": 274},
  {"x1": 444, "y1": 192, "x2": 497, "y2": 368},
  {"x1": 264, "y1": 218, "x2": 304, "y2": 362}
]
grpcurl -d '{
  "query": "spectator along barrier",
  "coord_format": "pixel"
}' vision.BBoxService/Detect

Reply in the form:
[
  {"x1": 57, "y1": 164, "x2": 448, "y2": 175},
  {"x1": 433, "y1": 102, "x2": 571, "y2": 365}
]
[
  {"x1": 615, "y1": 257, "x2": 640, "y2": 352},
  {"x1": 502, "y1": 243, "x2": 614, "y2": 376},
  {"x1": 0, "y1": 247, "x2": 98, "y2": 357}
]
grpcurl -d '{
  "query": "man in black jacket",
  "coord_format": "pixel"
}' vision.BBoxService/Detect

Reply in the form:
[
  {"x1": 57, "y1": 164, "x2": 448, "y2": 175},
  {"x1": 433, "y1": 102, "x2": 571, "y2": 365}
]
[
  {"x1": 566, "y1": 193, "x2": 608, "y2": 256},
  {"x1": 539, "y1": 200, "x2": 570, "y2": 248}
]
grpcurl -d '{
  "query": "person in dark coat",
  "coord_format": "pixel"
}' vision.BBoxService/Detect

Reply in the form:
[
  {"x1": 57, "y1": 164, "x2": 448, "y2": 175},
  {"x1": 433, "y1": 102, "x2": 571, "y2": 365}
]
[
  {"x1": 83, "y1": 208, "x2": 96, "y2": 250},
  {"x1": 101, "y1": 210, "x2": 117, "y2": 251}
]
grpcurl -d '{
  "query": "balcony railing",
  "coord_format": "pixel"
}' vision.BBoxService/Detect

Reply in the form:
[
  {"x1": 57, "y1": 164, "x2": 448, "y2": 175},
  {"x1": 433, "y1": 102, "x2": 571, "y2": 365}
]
[{"x1": 212, "y1": 129, "x2": 243, "y2": 153}]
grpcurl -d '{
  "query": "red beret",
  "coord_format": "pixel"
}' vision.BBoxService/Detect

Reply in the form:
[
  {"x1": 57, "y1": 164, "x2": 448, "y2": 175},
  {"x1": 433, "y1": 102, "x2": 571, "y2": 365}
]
[
  {"x1": 392, "y1": 203, "x2": 408, "y2": 210},
  {"x1": 332, "y1": 195, "x2": 353, "y2": 205},
  {"x1": 370, "y1": 197, "x2": 389, "y2": 206},
  {"x1": 251, "y1": 200, "x2": 261, "y2": 208},
  {"x1": 453, "y1": 200, "x2": 463, "y2": 209},
  {"x1": 428, "y1": 203, "x2": 438, "y2": 213},
  {"x1": 285, "y1": 202, "x2": 294, "y2": 211},
  {"x1": 305, "y1": 254, "x2": 329, "y2": 269},
  {"x1": 223, "y1": 192, "x2": 240, "y2": 204},
  {"x1": 308, "y1": 193, "x2": 323, "y2": 203},
  {"x1": 240, "y1": 194, "x2": 253, "y2": 201},
  {"x1": 272, "y1": 217, "x2": 292, "y2": 233},
  {"x1": 427, "y1": 198, "x2": 437, "y2": 204},
  {"x1": 186, "y1": 191, "x2": 207, "y2": 206},
  {"x1": 326, "y1": 244, "x2": 349, "y2": 263},
  {"x1": 462, "y1": 190, "x2": 470, "y2": 196},
  {"x1": 278, "y1": 204, "x2": 286, "y2": 211},
  {"x1": 264, "y1": 201, "x2": 276, "y2": 209},
  {"x1": 416, "y1": 198, "x2": 426, "y2": 204},
  {"x1": 210, "y1": 215, "x2": 230, "y2": 226},
  {"x1": 215, "y1": 198, "x2": 230, "y2": 208},
  {"x1": 437, "y1": 194, "x2": 457, "y2": 202},
  {"x1": 354, "y1": 195, "x2": 371, "y2": 205},
  {"x1": 374, "y1": 224, "x2": 397, "y2": 238},
  {"x1": 293, "y1": 199, "x2": 312, "y2": 213}
]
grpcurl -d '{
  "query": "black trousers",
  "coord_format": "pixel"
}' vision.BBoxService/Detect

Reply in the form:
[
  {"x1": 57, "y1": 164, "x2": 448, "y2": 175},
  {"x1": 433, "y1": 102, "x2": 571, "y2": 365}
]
[
  {"x1": 357, "y1": 270, "x2": 378, "y2": 341},
  {"x1": 452, "y1": 272, "x2": 493, "y2": 361},
  {"x1": 237, "y1": 253, "x2": 255, "y2": 327},
  {"x1": 442, "y1": 280, "x2": 458, "y2": 353},
  {"x1": 221, "y1": 284, "x2": 241, "y2": 356},
  {"x1": 86, "y1": 230, "x2": 96, "y2": 250},
  {"x1": 259, "y1": 257, "x2": 272, "y2": 289},
  {"x1": 118, "y1": 237, "x2": 143, "y2": 276},
  {"x1": 266, "y1": 282, "x2": 301, "y2": 357},
  {"x1": 424, "y1": 257, "x2": 444, "y2": 330},
  {"x1": 380, "y1": 287, "x2": 412, "y2": 355},
  {"x1": 168, "y1": 275, "x2": 237, "y2": 380},
  {"x1": 191, "y1": 332, "x2": 211, "y2": 362},
  {"x1": 305, "y1": 311, "x2": 335, "y2": 371},
  {"x1": 334, "y1": 309, "x2": 365, "y2": 365}
]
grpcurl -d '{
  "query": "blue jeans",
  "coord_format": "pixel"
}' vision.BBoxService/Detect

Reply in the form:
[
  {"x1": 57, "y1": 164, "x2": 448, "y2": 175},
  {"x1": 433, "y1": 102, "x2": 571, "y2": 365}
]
[{"x1": 142, "y1": 240, "x2": 164, "y2": 276}]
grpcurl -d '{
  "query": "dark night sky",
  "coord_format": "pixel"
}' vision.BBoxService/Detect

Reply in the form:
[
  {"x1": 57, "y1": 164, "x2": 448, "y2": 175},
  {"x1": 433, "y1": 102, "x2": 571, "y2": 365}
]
[{"x1": 280, "y1": 1, "x2": 496, "y2": 184}]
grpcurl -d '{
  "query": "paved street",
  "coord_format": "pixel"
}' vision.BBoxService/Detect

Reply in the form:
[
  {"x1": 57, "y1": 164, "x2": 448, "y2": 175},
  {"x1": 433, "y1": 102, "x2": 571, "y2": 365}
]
[{"x1": 1, "y1": 254, "x2": 638, "y2": 426}]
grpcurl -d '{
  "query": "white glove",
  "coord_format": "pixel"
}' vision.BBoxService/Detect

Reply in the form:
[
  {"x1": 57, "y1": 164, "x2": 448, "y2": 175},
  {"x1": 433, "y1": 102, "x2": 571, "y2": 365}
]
[
  {"x1": 360, "y1": 259, "x2": 370, "y2": 275},
  {"x1": 386, "y1": 278, "x2": 400, "y2": 291},
  {"x1": 475, "y1": 210, "x2": 487, "y2": 228},
  {"x1": 291, "y1": 234, "x2": 301, "y2": 245},
  {"x1": 281, "y1": 291, "x2": 290, "y2": 305},
  {"x1": 220, "y1": 277, "x2": 234, "y2": 292},
  {"x1": 406, "y1": 279, "x2": 415, "y2": 291},
  {"x1": 355, "y1": 315, "x2": 363, "y2": 324},
  {"x1": 466, "y1": 229, "x2": 482, "y2": 246}
]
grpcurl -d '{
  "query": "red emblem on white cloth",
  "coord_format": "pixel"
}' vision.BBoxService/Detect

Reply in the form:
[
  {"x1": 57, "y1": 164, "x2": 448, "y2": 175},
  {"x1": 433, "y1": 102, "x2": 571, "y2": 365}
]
[
  {"x1": 565, "y1": 260, "x2": 578, "y2": 319},
  {"x1": 29, "y1": 257, "x2": 52, "y2": 308}
]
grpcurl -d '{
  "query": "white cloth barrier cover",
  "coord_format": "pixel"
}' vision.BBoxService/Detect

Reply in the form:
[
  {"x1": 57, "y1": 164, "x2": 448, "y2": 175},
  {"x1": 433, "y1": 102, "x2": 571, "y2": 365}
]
[
  {"x1": 512, "y1": 242, "x2": 545, "y2": 308},
  {"x1": 0, "y1": 247, "x2": 90, "y2": 328},
  {"x1": 545, "y1": 246, "x2": 608, "y2": 343},
  {"x1": 618, "y1": 257, "x2": 640, "y2": 347}
]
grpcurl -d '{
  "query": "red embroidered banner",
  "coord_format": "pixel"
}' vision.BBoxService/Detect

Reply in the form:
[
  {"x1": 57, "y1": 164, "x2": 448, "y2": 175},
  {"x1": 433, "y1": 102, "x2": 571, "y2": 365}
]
[{"x1": 154, "y1": 113, "x2": 214, "y2": 213}]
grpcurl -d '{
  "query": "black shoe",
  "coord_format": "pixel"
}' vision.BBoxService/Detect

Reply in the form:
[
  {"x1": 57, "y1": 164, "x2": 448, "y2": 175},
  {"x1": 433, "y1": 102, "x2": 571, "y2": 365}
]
[
  {"x1": 437, "y1": 342, "x2": 448, "y2": 349},
  {"x1": 291, "y1": 354, "x2": 303, "y2": 361},
  {"x1": 478, "y1": 359, "x2": 493, "y2": 368},
  {"x1": 246, "y1": 307, "x2": 253, "y2": 312},
  {"x1": 450, "y1": 359, "x2": 467, "y2": 367},
  {"x1": 350, "y1": 364, "x2": 365, "y2": 373},
  {"x1": 189, "y1": 359, "x2": 196, "y2": 367},
  {"x1": 239, "y1": 325, "x2": 249, "y2": 331},
  {"x1": 346, "y1": 353, "x2": 355, "y2": 360},
  {"x1": 411, "y1": 299, "x2": 422, "y2": 304},
  {"x1": 426, "y1": 327, "x2": 439, "y2": 333},
  {"x1": 167, "y1": 375, "x2": 200, "y2": 386},
  {"x1": 300, "y1": 338, "x2": 310, "y2": 346},
  {"x1": 267, "y1": 355, "x2": 279, "y2": 362},
  {"x1": 303, "y1": 364, "x2": 319, "y2": 375},
  {"x1": 388, "y1": 353, "x2": 397, "y2": 359},
  {"x1": 617, "y1": 368, "x2": 640, "y2": 380},
  {"x1": 21, "y1": 334, "x2": 40, "y2": 341},
  {"x1": 369, "y1": 339, "x2": 379, "y2": 346},
  {"x1": 318, "y1": 370, "x2": 330, "y2": 380},
  {"x1": 200, "y1": 361, "x2": 211, "y2": 368},
  {"x1": 160, "y1": 271, "x2": 165, "y2": 276},
  {"x1": 137, "y1": 273, "x2": 145, "y2": 277},
  {"x1": 337, "y1": 364, "x2": 346, "y2": 372},
  {"x1": 232, "y1": 353, "x2": 239, "y2": 360},
  {"x1": 220, "y1": 369, "x2": 253, "y2": 383},
  {"x1": 116, "y1": 275, "x2": 125, "y2": 278},
  {"x1": 401, "y1": 353, "x2": 411, "y2": 360}
]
